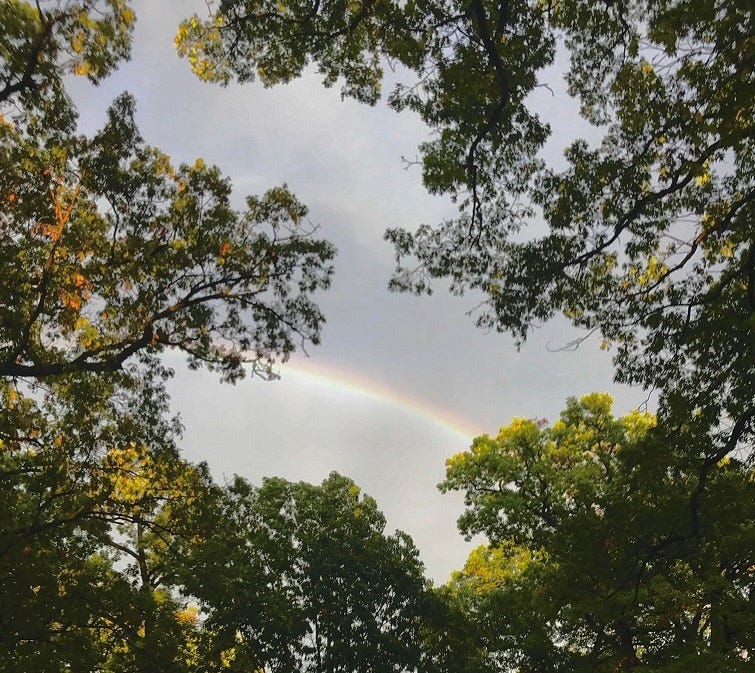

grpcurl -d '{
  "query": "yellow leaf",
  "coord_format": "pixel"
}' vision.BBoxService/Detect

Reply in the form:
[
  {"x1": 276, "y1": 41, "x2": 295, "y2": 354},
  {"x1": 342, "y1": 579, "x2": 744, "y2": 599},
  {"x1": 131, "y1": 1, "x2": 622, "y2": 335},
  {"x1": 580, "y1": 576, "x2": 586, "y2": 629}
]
[
  {"x1": 176, "y1": 606, "x2": 199, "y2": 625},
  {"x1": 71, "y1": 33, "x2": 84, "y2": 53},
  {"x1": 695, "y1": 172, "x2": 710, "y2": 187},
  {"x1": 72, "y1": 61, "x2": 92, "y2": 76}
]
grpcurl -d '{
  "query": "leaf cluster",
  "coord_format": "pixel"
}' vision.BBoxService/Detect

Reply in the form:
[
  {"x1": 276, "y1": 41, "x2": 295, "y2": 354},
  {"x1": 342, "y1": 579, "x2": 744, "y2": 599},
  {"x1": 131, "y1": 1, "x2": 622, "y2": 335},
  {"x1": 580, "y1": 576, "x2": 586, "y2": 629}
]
[
  {"x1": 441, "y1": 394, "x2": 755, "y2": 671},
  {"x1": 187, "y1": 0, "x2": 755, "y2": 460}
]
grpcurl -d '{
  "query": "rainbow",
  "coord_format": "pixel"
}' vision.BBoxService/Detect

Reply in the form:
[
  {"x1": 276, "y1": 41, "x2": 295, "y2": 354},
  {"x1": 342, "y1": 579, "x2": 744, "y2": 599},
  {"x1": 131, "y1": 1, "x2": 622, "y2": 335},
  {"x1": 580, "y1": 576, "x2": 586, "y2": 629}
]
[{"x1": 278, "y1": 358, "x2": 484, "y2": 443}]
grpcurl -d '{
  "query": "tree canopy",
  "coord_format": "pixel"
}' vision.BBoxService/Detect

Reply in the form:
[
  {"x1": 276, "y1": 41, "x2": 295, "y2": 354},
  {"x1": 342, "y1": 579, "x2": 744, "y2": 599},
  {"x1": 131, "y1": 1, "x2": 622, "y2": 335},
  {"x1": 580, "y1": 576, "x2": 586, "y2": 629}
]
[
  {"x1": 2, "y1": 0, "x2": 335, "y2": 384},
  {"x1": 0, "y1": 1, "x2": 334, "y2": 669},
  {"x1": 0, "y1": 362, "x2": 217, "y2": 671},
  {"x1": 442, "y1": 394, "x2": 755, "y2": 671},
  {"x1": 173, "y1": 7, "x2": 755, "y2": 667},
  {"x1": 179, "y1": 0, "x2": 754, "y2": 457},
  {"x1": 2, "y1": 2, "x2": 754, "y2": 672},
  {"x1": 176, "y1": 472, "x2": 432, "y2": 673}
]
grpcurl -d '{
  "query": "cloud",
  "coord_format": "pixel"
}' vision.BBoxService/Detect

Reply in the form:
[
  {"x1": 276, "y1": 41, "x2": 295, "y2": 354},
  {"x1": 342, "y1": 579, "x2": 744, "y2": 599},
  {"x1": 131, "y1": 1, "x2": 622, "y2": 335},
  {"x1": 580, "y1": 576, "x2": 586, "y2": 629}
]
[{"x1": 68, "y1": 0, "x2": 648, "y2": 583}]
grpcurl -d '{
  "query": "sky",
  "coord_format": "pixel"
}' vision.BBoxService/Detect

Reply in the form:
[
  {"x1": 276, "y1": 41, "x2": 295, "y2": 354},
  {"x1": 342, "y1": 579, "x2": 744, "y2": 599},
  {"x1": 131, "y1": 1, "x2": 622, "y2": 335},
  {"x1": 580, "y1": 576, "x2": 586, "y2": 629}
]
[{"x1": 69, "y1": 1, "x2": 648, "y2": 582}]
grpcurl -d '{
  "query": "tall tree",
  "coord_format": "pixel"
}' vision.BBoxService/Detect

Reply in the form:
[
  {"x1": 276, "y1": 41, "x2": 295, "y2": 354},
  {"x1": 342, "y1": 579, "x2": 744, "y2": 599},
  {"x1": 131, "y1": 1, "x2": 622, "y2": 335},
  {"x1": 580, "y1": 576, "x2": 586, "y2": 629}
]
[
  {"x1": 441, "y1": 394, "x2": 755, "y2": 671},
  {"x1": 1, "y1": 1, "x2": 335, "y2": 669},
  {"x1": 177, "y1": 473, "x2": 431, "y2": 673},
  {"x1": 177, "y1": 0, "x2": 754, "y2": 458}
]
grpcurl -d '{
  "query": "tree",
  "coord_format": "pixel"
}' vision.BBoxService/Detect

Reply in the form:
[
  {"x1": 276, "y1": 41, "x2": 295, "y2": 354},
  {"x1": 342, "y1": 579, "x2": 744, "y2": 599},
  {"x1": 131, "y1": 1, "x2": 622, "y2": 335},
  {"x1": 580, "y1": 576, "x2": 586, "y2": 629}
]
[
  {"x1": 1, "y1": 1, "x2": 335, "y2": 669},
  {"x1": 177, "y1": 472, "x2": 431, "y2": 673},
  {"x1": 0, "y1": 366, "x2": 219, "y2": 671},
  {"x1": 1, "y1": 88, "x2": 334, "y2": 383},
  {"x1": 440, "y1": 394, "x2": 755, "y2": 671},
  {"x1": 177, "y1": 0, "x2": 754, "y2": 458},
  {"x1": 2, "y1": 0, "x2": 335, "y2": 383}
]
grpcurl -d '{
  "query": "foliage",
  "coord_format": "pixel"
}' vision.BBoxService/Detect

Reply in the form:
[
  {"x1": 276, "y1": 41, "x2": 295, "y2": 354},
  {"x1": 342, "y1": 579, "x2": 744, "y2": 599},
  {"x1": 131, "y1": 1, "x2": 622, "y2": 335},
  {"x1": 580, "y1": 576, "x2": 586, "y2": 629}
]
[
  {"x1": 176, "y1": 5, "x2": 755, "y2": 664},
  {"x1": 3, "y1": 1, "x2": 752, "y2": 671},
  {"x1": 441, "y1": 394, "x2": 755, "y2": 672},
  {"x1": 0, "y1": 89, "x2": 334, "y2": 383},
  {"x1": 2, "y1": 0, "x2": 335, "y2": 383},
  {"x1": 177, "y1": 472, "x2": 431, "y2": 673},
  {"x1": 0, "y1": 369, "x2": 216, "y2": 672},
  {"x1": 1, "y1": 1, "x2": 336, "y2": 670},
  {"x1": 179, "y1": 0, "x2": 755, "y2": 459},
  {"x1": 0, "y1": 1, "x2": 134, "y2": 106}
]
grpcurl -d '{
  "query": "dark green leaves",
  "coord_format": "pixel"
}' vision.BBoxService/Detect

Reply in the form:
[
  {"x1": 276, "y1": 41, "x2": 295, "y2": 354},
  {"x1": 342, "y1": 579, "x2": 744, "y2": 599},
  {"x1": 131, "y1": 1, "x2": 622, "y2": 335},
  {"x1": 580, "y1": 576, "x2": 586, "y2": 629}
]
[
  {"x1": 441, "y1": 394, "x2": 755, "y2": 671},
  {"x1": 179, "y1": 473, "x2": 430, "y2": 673},
  {"x1": 0, "y1": 90, "x2": 335, "y2": 382}
]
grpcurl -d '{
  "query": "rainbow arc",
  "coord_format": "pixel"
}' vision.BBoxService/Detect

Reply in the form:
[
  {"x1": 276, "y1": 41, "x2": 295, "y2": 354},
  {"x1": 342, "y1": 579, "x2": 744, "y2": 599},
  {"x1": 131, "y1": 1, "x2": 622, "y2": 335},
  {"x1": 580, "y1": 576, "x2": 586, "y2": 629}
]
[{"x1": 278, "y1": 359, "x2": 484, "y2": 443}]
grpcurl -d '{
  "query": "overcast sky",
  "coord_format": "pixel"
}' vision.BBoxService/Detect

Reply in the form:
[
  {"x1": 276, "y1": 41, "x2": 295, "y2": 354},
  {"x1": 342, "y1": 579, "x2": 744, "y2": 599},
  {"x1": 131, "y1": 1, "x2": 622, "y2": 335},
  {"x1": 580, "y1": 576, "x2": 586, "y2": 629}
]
[{"x1": 69, "y1": 1, "x2": 648, "y2": 582}]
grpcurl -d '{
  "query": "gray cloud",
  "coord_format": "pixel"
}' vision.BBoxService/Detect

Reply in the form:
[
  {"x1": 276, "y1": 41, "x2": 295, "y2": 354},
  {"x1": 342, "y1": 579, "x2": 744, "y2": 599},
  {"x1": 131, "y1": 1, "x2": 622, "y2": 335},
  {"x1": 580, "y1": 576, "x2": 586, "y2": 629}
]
[{"x1": 70, "y1": 0, "x2": 647, "y2": 582}]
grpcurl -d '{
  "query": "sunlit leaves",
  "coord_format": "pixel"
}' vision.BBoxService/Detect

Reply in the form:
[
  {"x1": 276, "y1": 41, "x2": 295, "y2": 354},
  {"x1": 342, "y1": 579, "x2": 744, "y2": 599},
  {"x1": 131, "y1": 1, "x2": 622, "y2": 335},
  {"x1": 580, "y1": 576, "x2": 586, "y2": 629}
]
[
  {"x1": 0, "y1": 91, "x2": 335, "y2": 382},
  {"x1": 441, "y1": 395, "x2": 755, "y2": 671},
  {"x1": 176, "y1": 0, "x2": 393, "y2": 104}
]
